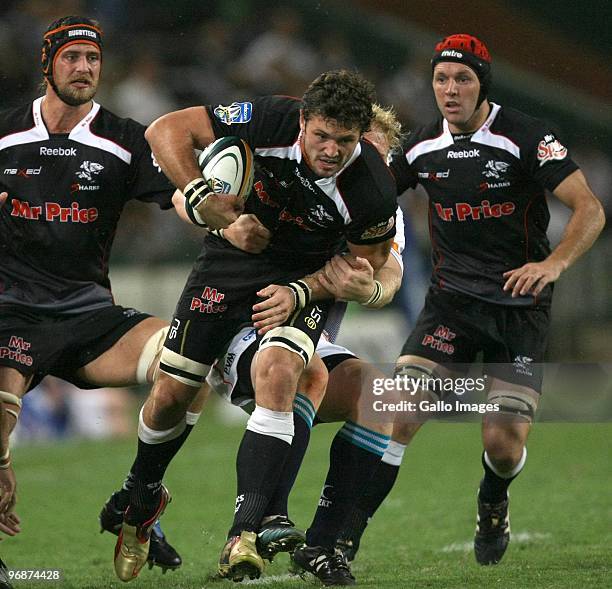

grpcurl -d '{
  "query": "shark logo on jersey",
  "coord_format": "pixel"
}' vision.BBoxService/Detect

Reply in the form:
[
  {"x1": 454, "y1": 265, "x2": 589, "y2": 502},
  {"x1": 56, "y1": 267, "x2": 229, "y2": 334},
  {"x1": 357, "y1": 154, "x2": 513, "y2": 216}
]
[
  {"x1": 213, "y1": 101, "x2": 253, "y2": 125},
  {"x1": 513, "y1": 355, "x2": 534, "y2": 376},
  {"x1": 482, "y1": 160, "x2": 510, "y2": 179},
  {"x1": 76, "y1": 161, "x2": 104, "y2": 181},
  {"x1": 307, "y1": 204, "x2": 335, "y2": 226}
]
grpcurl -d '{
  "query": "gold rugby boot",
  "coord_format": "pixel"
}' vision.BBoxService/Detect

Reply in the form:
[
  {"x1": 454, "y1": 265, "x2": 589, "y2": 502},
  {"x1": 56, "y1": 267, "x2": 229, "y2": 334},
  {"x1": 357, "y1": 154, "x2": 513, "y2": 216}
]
[
  {"x1": 218, "y1": 530, "x2": 265, "y2": 581},
  {"x1": 113, "y1": 486, "x2": 171, "y2": 582}
]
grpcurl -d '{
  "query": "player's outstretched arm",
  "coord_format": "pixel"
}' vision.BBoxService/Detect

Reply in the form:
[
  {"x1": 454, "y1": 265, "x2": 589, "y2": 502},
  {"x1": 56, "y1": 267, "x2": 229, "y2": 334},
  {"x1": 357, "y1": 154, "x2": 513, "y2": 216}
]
[
  {"x1": 0, "y1": 192, "x2": 7, "y2": 209},
  {"x1": 146, "y1": 108, "x2": 242, "y2": 229},
  {"x1": 503, "y1": 170, "x2": 606, "y2": 297}
]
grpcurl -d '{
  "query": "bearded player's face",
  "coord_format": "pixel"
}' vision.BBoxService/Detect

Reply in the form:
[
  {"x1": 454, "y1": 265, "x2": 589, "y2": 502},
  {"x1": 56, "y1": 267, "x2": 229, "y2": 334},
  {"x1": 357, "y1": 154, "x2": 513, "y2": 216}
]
[
  {"x1": 300, "y1": 112, "x2": 361, "y2": 178},
  {"x1": 51, "y1": 43, "x2": 101, "y2": 106}
]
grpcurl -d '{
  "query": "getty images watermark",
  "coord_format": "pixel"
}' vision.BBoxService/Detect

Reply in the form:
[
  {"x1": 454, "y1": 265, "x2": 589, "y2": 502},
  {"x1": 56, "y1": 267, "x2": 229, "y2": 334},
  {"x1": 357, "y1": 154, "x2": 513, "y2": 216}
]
[
  {"x1": 357, "y1": 362, "x2": 612, "y2": 423},
  {"x1": 371, "y1": 373, "x2": 496, "y2": 415}
]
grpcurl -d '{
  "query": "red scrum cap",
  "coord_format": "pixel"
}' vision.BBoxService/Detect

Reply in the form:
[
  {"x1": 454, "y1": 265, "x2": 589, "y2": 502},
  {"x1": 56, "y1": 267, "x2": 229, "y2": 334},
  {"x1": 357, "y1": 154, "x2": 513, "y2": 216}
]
[
  {"x1": 41, "y1": 16, "x2": 103, "y2": 80},
  {"x1": 431, "y1": 34, "x2": 492, "y2": 105}
]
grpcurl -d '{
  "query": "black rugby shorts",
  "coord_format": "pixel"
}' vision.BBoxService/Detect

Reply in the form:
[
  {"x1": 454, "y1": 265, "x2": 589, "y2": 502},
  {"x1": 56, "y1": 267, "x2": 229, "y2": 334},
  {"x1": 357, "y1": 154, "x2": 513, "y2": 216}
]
[
  {"x1": 163, "y1": 238, "x2": 331, "y2": 368},
  {"x1": 0, "y1": 304, "x2": 150, "y2": 389},
  {"x1": 400, "y1": 286, "x2": 550, "y2": 391}
]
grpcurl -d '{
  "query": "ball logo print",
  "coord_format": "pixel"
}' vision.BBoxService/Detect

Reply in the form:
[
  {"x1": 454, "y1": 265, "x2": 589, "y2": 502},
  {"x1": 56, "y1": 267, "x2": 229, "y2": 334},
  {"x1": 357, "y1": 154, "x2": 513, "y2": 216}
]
[{"x1": 198, "y1": 136, "x2": 254, "y2": 202}]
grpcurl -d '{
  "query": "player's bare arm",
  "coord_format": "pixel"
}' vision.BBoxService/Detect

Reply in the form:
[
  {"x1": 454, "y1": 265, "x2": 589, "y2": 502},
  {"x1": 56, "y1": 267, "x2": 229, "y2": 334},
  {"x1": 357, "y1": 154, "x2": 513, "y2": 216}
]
[
  {"x1": 0, "y1": 192, "x2": 6, "y2": 208},
  {"x1": 347, "y1": 237, "x2": 393, "y2": 273},
  {"x1": 503, "y1": 169, "x2": 605, "y2": 297},
  {"x1": 318, "y1": 252, "x2": 402, "y2": 308},
  {"x1": 146, "y1": 107, "x2": 242, "y2": 229},
  {"x1": 222, "y1": 214, "x2": 272, "y2": 254},
  {"x1": 253, "y1": 249, "x2": 402, "y2": 333}
]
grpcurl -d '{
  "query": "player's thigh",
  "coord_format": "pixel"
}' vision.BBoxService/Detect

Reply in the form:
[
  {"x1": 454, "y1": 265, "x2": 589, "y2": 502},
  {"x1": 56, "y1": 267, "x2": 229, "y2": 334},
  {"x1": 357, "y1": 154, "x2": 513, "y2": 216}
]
[
  {"x1": 76, "y1": 316, "x2": 168, "y2": 387},
  {"x1": 0, "y1": 367, "x2": 31, "y2": 397},
  {"x1": 317, "y1": 357, "x2": 368, "y2": 422}
]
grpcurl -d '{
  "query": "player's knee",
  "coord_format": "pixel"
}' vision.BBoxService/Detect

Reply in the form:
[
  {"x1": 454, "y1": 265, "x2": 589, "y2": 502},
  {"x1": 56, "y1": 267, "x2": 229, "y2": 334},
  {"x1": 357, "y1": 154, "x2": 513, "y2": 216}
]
[
  {"x1": 483, "y1": 426, "x2": 526, "y2": 471},
  {"x1": 149, "y1": 373, "x2": 199, "y2": 414},
  {"x1": 257, "y1": 350, "x2": 302, "y2": 389},
  {"x1": 391, "y1": 419, "x2": 421, "y2": 445},
  {"x1": 298, "y1": 355, "x2": 328, "y2": 407}
]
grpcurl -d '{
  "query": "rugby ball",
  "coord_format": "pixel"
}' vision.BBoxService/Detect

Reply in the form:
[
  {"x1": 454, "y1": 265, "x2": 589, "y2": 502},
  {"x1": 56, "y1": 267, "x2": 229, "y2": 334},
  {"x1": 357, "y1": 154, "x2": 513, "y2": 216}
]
[{"x1": 198, "y1": 136, "x2": 254, "y2": 201}]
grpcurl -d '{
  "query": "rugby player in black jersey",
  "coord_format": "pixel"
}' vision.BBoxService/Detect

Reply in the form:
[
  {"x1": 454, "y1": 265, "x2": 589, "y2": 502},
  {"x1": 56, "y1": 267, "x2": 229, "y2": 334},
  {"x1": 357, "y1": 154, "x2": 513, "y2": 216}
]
[
  {"x1": 336, "y1": 34, "x2": 606, "y2": 567},
  {"x1": 113, "y1": 71, "x2": 397, "y2": 582},
  {"x1": 0, "y1": 15, "x2": 235, "y2": 575},
  {"x1": 193, "y1": 106, "x2": 405, "y2": 586}
]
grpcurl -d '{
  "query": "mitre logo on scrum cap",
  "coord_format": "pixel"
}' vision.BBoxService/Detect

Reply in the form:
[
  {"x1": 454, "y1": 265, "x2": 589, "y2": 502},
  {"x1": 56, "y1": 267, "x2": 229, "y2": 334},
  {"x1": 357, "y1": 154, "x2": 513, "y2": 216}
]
[{"x1": 441, "y1": 49, "x2": 463, "y2": 58}]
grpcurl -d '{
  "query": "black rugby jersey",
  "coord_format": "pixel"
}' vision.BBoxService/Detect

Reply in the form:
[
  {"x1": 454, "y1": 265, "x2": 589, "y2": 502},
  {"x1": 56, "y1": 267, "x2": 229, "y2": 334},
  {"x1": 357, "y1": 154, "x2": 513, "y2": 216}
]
[
  {"x1": 390, "y1": 103, "x2": 579, "y2": 307},
  {"x1": 206, "y1": 96, "x2": 397, "y2": 269},
  {"x1": 0, "y1": 97, "x2": 174, "y2": 313}
]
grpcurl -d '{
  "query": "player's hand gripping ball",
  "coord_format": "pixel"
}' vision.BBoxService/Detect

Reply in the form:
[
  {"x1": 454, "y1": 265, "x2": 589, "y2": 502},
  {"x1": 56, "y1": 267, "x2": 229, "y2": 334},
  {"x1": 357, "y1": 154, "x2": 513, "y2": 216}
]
[{"x1": 198, "y1": 136, "x2": 254, "y2": 201}]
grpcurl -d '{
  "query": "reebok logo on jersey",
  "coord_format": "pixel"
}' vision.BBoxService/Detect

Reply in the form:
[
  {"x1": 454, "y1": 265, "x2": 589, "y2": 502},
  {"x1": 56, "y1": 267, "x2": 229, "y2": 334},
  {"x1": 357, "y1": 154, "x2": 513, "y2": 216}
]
[
  {"x1": 40, "y1": 146, "x2": 77, "y2": 156},
  {"x1": 434, "y1": 199, "x2": 515, "y2": 222},
  {"x1": 448, "y1": 149, "x2": 480, "y2": 159},
  {"x1": 10, "y1": 198, "x2": 98, "y2": 223}
]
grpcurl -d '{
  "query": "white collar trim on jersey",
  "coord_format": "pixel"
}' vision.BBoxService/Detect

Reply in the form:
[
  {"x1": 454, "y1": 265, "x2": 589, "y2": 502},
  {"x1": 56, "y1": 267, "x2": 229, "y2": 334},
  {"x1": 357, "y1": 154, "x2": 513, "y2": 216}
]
[
  {"x1": 30, "y1": 97, "x2": 132, "y2": 164},
  {"x1": 441, "y1": 102, "x2": 501, "y2": 140}
]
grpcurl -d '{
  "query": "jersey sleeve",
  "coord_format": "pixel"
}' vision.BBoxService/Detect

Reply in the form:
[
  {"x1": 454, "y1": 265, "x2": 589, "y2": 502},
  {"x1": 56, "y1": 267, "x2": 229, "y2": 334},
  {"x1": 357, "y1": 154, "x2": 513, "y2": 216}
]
[
  {"x1": 389, "y1": 141, "x2": 419, "y2": 194},
  {"x1": 205, "y1": 96, "x2": 300, "y2": 148},
  {"x1": 342, "y1": 143, "x2": 397, "y2": 246},
  {"x1": 523, "y1": 120, "x2": 579, "y2": 192},
  {"x1": 127, "y1": 130, "x2": 175, "y2": 209}
]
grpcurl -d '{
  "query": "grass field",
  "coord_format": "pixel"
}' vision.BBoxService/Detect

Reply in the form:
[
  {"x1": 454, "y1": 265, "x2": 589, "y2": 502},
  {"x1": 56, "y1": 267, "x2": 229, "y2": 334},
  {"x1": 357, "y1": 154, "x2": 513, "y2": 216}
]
[{"x1": 4, "y1": 409, "x2": 611, "y2": 588}]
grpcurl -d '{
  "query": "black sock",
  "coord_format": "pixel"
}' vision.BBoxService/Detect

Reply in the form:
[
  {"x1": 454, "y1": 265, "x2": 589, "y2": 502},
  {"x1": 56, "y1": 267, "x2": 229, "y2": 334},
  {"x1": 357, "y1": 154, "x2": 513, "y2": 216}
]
[
  {"x1": 229, "y1": 429, "x2": 292, "y2": 537},
  {"x1": 116, "y1": 423, "x2": 194, "y2": 510},
  {"x1": 337, "y1": 460, "x2": 401, "y2": 544},
  {"x1": 356, "y1": 460, "x2": 401, "y2": 517},
  {"x1": 479, "y1": 450, "x2": 525, "y2": 504},
  {"x1": 264, "y1": 395, "x2": 315, "y2": 518},
  {"x1": 306, "y1": 422, "x2": 389, "y2": 549},
  {"x1": 128, "y1": 422, "x2": 194, "y2": 518}
]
